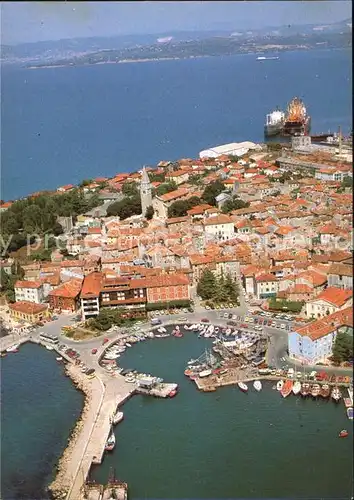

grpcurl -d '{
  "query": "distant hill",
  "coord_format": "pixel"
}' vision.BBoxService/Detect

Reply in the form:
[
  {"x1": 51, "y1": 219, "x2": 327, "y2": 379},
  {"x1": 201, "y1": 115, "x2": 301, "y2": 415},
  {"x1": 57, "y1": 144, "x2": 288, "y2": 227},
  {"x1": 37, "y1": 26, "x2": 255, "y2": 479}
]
[{"x1": 1, "y1": 18, "x2": 351, "y2": 65}]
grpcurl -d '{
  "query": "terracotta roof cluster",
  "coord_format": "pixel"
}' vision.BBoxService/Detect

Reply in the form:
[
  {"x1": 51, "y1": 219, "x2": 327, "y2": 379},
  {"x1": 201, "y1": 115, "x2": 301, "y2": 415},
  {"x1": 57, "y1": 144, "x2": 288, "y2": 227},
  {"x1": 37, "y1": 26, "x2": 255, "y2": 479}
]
[{"x1": 80, "y1": 272, "x2": 104, "y2": 298}]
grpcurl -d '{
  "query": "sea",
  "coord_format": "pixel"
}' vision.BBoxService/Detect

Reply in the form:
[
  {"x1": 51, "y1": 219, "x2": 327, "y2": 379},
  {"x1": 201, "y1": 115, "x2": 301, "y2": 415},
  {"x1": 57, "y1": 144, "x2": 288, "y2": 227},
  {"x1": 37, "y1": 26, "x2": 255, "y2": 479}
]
[
  {"x1": 1, "y1": 48, "x2": 353, "y2": 499},
  {"x1": 1, "y1": 48, "x2": 352, "y2": 201}
]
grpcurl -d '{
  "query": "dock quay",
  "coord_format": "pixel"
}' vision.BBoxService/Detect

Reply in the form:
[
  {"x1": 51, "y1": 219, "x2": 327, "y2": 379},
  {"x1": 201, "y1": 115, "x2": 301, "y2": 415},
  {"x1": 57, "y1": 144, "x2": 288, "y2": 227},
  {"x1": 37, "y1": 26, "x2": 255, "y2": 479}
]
[{"x1": 193, "y1": 370, "x2": 353, "y2": 392}]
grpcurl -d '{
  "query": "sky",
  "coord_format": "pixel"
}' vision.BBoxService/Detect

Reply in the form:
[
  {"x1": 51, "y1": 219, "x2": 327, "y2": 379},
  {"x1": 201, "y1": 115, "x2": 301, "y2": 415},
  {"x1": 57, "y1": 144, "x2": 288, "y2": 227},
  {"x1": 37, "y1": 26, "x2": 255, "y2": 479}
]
[{"x1": 1, "y1": 1, "x2": 352, "y2": 45}]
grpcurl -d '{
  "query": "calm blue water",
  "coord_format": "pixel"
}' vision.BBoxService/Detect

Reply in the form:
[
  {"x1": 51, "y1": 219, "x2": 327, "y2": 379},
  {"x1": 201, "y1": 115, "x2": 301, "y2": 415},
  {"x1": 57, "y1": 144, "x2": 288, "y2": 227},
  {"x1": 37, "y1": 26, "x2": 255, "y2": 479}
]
[
  {"x1": 0, "y1": 344, "x2": 84, "y2": 499},
  {"x1": 1, "y1": 49, "x2": 352, "y2": 200},
  {"x1": 92, "y1": 329, "x2": 354, "y2": 499}
]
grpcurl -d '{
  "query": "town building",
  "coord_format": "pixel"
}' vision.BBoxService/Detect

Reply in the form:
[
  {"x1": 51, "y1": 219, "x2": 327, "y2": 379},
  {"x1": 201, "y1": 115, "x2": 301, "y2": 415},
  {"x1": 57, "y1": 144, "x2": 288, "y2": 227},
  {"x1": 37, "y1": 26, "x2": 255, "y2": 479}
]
[
  {"x1": 288, "y1": 307, "x2": 352, "y2": 365},
  {"x1": 203, "y1": 215, "x2": 235, "y2": 242},
  {"x1": 254, "y1": 274, "x2": 279, "y2": 299},
  {"x1": 48, "y1": 278, "x2": 83, "y2": 312},
  {"x1": 305, "y1": 287, "x2": 353, "y2": 319},
  {"x1": 14, "y1": 280, "x2": 44, "y2": 304},
  {"x1": 80, "y1": 272, "x2": 103, "y2": 321},
  {"x1": 9, "y1": 301, "x2": 50, "y2": 324},
  {"x1": 327, "y1": 263, "x2": 353, "y2": 290},
  {"x1": 199, "y1": 141, "x2": 260, "y2": 159}
]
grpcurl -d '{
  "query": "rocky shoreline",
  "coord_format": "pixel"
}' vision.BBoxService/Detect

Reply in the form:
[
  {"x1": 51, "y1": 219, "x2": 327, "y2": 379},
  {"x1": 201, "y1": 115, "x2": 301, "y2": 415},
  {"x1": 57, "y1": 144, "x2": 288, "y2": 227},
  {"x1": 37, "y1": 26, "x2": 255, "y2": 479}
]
[{"x1": 48, "y1": 364, "x2": 91, "y2": 500}]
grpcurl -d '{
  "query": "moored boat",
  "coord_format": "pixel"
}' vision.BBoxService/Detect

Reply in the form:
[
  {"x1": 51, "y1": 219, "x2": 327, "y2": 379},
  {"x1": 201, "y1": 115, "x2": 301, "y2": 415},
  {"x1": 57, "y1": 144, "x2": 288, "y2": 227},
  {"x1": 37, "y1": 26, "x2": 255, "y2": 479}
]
[
  {"x1": 253, "y1": 380, "x2": 262, "y2": 392},
  {"x1": 311, "y1": 384, "x2": 321, "y2": 398},
  {"x1": 320, "y1": 383, "x2": 331, "y2": 398},
  {"x1": 339, "y1": 429, "x2": 349, "y2": 438},
  {"x1": 112, "y1": 411, "x2": 124, "y2": 425},
  {"x1": 331, "y1": 387, "x2": 342, "y2": 403},
  {"x1": 276, "y1": 380, "x2": 284, "y2": 391},
  {"x1": 56, "y1": 356, "x2": 63, "y2": 362},
  {"x1": 301, "y1": 382, "x2": 310, "y2": 397},
  {"x1": 292, "y1": 380, "x2": 302, "y2": 395},
  {"x1": 6, "y1": 344, "x2": 19, "y2": 353},
  {"x1": 347, "y1": 408, "x2": 353, "y2": 420},
  {"x1": 344, "y1": 398, "x2": 352, "y2": 408},
  {"x1": 105, "y1": 429, "x2": 116, "y2": 451},
  {"x1": 280, "y1": 380, "x2": 293, "y2": 398},
  {"x1": 199, "y1": 369, "x2": 212, "y2": 378},
  {"x1": 238, "y1": 382, "x2": 248, "y2": 393}
]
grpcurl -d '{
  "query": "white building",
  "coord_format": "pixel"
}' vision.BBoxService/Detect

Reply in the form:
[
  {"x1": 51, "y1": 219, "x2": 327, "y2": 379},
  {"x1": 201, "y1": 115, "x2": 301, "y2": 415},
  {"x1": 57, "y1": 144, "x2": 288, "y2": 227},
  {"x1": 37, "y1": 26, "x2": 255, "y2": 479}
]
[
  {"x1": 199, "y1": 141, "x2": 260, "y2": 159},
  {"x1": 14, "y1": 280, "x2": 44, "y2": 304},
  {"x1": 203, "y1": 215, "x2": 235, "y2": 242},
  {"x1": 305, "y1": 287, "x2": 352, "y2": 319}
]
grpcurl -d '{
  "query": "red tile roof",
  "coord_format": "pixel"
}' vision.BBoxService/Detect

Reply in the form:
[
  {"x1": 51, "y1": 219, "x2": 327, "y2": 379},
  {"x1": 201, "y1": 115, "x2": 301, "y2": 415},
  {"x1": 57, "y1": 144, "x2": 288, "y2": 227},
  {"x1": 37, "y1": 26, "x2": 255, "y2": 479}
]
[
  {"x1": 49, "y1": 278, "x2": 83, "y2": 299},
  {"x1": 159, "y1": 188, "x2": 189, "y2": 202},
  {"x1": 315, "y1": 287, "x2": 352, "y2": 307},
  {"x1": 296, "y1": 306, "x2": 352, "y2": 341},
  {"x1": 9, "y1": 301, "x2": 48, "y2": 315},
  {"x1": 80, "y1": 272, "x2": 103, "y2": 298},
  {"x1": 255, "y1": 273, "x2": 278, "y2": 283},
  {"x1": 15, "y1": 280, "x2": 42, "y2": 289}
]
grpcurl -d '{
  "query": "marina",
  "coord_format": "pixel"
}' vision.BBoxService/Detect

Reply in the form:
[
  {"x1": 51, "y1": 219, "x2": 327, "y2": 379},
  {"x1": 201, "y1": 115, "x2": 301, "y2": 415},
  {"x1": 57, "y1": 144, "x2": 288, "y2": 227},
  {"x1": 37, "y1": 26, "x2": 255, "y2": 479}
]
[{"x1": 1, "y1": 319, "x2": 352, "y2": 498}]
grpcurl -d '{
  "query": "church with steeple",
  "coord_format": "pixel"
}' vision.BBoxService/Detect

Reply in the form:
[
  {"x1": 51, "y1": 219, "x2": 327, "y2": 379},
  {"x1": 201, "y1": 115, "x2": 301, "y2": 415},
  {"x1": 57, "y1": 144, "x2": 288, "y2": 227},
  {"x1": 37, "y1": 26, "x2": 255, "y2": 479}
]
[{"x1": 140, "y1": 166, "x2": 153, "y2": 217}]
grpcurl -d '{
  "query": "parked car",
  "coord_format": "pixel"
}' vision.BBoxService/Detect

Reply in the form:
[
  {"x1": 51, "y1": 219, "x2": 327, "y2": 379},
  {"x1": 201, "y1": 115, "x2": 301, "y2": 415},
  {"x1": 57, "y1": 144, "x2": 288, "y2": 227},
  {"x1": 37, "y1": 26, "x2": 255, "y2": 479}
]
[
  {"x1": 102, "y1": 338, "x2": 109, "y2": 345},
  {"x1": 280, "y1": 323, "x2": 286, "y2": 329},
  {"x1": 223, "y1": 313, "x2": 229, "y2": 318},
  {"x1": 201, "y1": 318, "x2": 209, "y2": 323},
  {"x1": 91, "y1": 348, "x2": 98, "y2": 354}
]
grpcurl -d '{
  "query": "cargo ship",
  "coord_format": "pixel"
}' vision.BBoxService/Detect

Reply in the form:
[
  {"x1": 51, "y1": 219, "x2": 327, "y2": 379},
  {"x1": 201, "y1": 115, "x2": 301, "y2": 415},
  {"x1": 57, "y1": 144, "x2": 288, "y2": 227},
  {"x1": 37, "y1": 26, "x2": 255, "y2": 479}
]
[{"x1": 282, "y1": 97, "x2": 311, "y2": 136}]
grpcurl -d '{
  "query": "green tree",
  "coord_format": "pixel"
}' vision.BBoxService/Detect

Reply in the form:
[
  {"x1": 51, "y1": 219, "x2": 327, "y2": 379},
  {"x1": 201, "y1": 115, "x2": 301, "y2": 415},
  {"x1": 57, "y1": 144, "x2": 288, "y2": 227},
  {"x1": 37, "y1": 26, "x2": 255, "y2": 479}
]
[
  {"x1": 79, "y1": 179, "x2": 93, "y2": 187},
  {"x1": 223, "y1": 274, "x2": 239, "y2": 303},
  {"x1": 221, "y1": 197, "x2": 249, "y2": 214},
  {"x1": 156, "y1": 181, "x2": 177, "y2": 196},
  {"x1": 214, "y1": 272, "x2": 229, "y2": 304},
  {"x1": 122, "y1": 182, "x2": 139, "y2": 197},
  {"x1": 167, "y1": 196, "x2": 200, "y2": 218},
  {"x1": 332, "y1": 331, "x2": 353, "y2": 364},
  {"x1": 197, "y1": 268, "x2": 217, "y2": 300},
  {"x1": 202, "y1": 180, "x2": 225, "y2": 206},
  {"x1": 145, "y1": 205, "x2": 154, "y2": 220},
  {"x1": 107, "y1": 196, "x2": 142, "y2": 219}
]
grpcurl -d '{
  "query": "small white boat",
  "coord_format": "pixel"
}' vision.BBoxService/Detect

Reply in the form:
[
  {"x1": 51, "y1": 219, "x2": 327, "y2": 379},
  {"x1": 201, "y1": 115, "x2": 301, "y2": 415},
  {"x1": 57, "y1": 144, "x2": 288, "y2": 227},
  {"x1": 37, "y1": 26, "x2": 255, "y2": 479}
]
[
  {"x1": 253, "y1": 380, "x2": 262, "y2": 392},
  {"x1": 105, "y1": 430, "x2": 116, "y2": 451},
  {"x1": 45, "y1": 345, "x2": 54, "y2": 350},
  {"x1": 238, "y1": 382, "x2": 248, "y2": 392},
  {"x1": 199, "y1": 369, "x2": 212, "y2": 378},
  {"x1": 112, "y1": 411, "x2": 124, "y2": 425},
  {"x1": 6, "y1": 344, "x2": 19, "y2": 353},
  {"x1": 184, "y1": 325, "x2": 189, "y2": 330},
  {"x1": 277, "y1": 380, "x2": 284, "y2": 391},
  {"x1": 125, "y1": 343, "x2": 132, "y2": 348},
  {"x1": 292, "y1": 380, "x2": 302, "y2": 395},
  {"x1": 56, "y1": 357, "x2": 63, "y2": 361}
]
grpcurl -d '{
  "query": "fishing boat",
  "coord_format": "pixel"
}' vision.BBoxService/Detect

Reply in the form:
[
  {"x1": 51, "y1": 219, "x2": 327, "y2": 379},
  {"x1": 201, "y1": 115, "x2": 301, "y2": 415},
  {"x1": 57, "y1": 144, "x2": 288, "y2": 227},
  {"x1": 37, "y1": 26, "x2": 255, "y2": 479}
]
[
  {"x1": 253, "y1": 380, "x2": 262, "y2": 392},
  {"x1": 347, "y1": 408, "x2": 353, "y2": 420},
  {"x1": 276, "y1": 380, "x2": 284, "y2": 391},
  {"x1": 105, "y1": 429, "x2": 116, "y2": 451},
  {"x1": 339, "y1": 429, "x2": 349, "y2": 438},
  {"x1": 56, "y1": 356, "x2": 63, "y2": 362},
  {"x1": 311, "y1": 384, "x2": 321, "y2": 398},
  {"x1": 45, "y1": 345, "x2": 54, "y2": 350},
  {"x1": 301, "y1": 382, "x2": 310, "y2": 396},
  {"x1": 6, "y1": 344, "x2": 19, "y2": 353},
  {"x1": 199, "y1": 369, "x2": 212, "y2": 378},
  {"x1": 331, "y1": 387, "x2": 342, "y2": 403},
  {"x1": 320, "y1": 384, "x2": 331, "y2": 398},
  {"x1": 280, "y1": 380, "x2": 293, "y2": 398},
  {"x1": 238, "y1": 382, "x2": 248, "y2": 393},
  {"x1": 292, "y1": 380, "x2": 302, "y2": 395},
  {"x1": 112, "y1": 411, "x2": 124, "y2": 425}
]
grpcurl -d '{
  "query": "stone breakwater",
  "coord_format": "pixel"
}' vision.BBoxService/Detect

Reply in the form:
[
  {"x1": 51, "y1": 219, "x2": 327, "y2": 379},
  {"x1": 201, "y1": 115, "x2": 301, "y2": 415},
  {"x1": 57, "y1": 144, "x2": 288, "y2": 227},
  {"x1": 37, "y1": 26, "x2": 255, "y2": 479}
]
[{"x1": 48, "y1": 364, "x2": 91, "y2": 499}]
